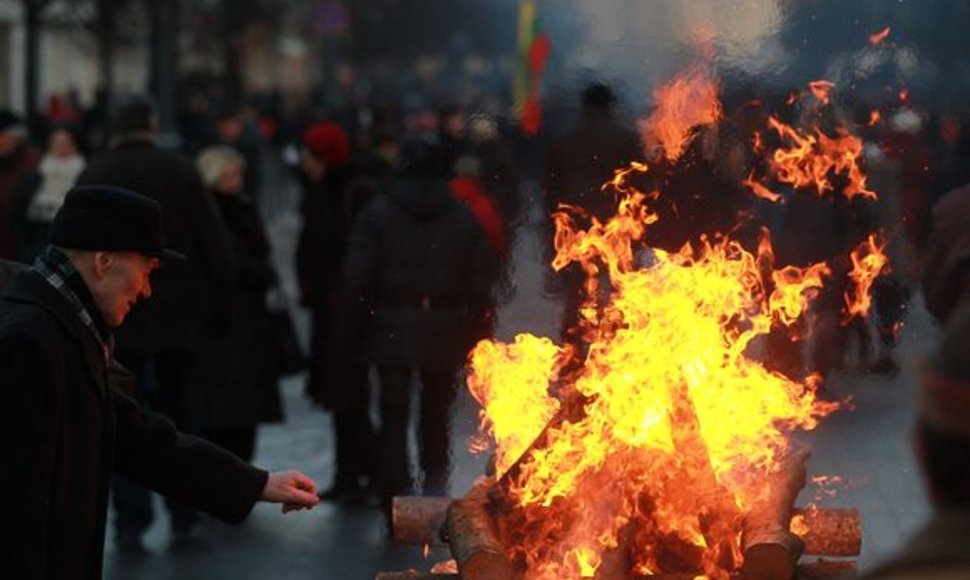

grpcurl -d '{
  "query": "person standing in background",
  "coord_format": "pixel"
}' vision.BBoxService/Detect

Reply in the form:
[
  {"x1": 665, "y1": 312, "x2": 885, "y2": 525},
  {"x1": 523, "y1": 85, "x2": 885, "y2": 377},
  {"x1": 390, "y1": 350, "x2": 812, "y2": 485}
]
[
  {"x1": 0, "y1": 110, "x2": 39, "y2": 260},
  {"x1": 195, "y1": 145, "x2": 284, "y2": 462},
  {"x1": 340, "y1": 138, "x2": 497, "y2": 516},
  {"x1": 13, "y1": 127, "x2": 86, "y2": 262},
  {"x1": 76, "y1": 95, "x2": 235, "y2": 550},
  {"x1": 297, "y1": 121, "x2": 379, "y2": 500}
]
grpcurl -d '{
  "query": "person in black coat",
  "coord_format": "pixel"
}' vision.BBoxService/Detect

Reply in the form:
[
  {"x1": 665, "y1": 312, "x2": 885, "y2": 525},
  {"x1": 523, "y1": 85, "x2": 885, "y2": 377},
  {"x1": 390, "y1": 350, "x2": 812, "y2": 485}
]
[
  {"x1": 0, "y1": 186, "x2": 318, "y2": 580},
  {"x1": 296, "y1": 121, "x2": 379, "y2": 500},
  {"x1": 75, "y1": 94, "x2": 236, "y2": 546},
  {"x1": 195, "y1": 145, "x2": 284, "y2": 462},
  {"x1": 340, "y1": 139, "x2": 497, "y2": 511}
]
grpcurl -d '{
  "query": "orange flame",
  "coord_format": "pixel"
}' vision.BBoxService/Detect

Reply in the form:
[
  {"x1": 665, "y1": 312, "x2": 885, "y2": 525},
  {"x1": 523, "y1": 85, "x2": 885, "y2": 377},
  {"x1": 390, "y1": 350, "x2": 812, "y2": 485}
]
[
  {"x1": 764, "y1": 116, "x2": 876, "y2": 201},
  {"x1": 640, "y1": 67, "x2": 722, "y2": 162},
  {"x1": 845, "y1": 234, "x2": 890, "y2": 319},
  {"x1": 868, "y1": 110, "x2": 882, "y2": 127},
  {"x1": 468, "y1": 164, "x2": 848, "y2": 578},
  {"x1": 869, "y1": 26, "x2": 891, "y2": 46},
  {"x1": 743, "y1": 173, "x2": 782, "y2": 203},
  {"x1": 808, "y1": 80, "x2": 836, "y2": 105}
]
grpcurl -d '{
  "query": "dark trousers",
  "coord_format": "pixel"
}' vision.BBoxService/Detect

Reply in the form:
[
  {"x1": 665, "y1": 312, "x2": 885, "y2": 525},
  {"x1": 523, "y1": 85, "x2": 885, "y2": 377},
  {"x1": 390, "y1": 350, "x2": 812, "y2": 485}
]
[
  {"x1": 111, "y1": 353, "x2": 201, "y2": 535},
  {"x1": 331, "y1": 358, "x2": 378, "y2": 488},
  {"x1": 376, "y1": 365, "x2": 458, "y2": 502}
]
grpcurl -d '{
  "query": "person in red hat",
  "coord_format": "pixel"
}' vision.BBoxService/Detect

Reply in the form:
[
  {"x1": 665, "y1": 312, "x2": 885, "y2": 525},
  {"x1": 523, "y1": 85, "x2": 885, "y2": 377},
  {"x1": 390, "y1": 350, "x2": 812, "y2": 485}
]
[{"x1": 296, "y1": 121, "x2": 379, "y2": 501}]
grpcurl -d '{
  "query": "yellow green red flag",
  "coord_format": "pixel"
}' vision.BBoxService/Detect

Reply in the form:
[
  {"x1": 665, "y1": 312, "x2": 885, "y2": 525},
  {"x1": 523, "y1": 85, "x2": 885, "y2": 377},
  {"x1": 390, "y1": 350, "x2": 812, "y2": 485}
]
[{"x1": 514, "y1": 0, "x2": 550, "y2": 136}]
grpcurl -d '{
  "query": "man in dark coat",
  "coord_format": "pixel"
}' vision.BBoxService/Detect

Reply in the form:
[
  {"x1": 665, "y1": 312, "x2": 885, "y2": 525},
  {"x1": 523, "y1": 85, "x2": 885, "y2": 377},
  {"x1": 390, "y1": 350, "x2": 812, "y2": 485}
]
[
  {"x1": 861, "y1": 306, "x2": 970, "y2": 579},
  {"x1": 542, "y1": 83, "x2": 643, "y2": 348},
  {"x1": 75, "y1": 94, "x2": 235, "y2": 546},
  {"x1": 341, "y1": 139, "x2": 497, "y2": 512},
  {"x1": 0, "y1": 185, "x2": 318, "y2": 580}
]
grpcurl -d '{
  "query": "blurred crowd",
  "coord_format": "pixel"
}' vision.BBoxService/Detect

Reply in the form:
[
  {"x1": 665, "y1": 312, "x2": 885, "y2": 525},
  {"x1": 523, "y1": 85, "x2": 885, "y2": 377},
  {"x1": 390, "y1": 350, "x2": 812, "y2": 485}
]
[{"x1": 2, "y1": 73, "x2": 970, "y2": 577}]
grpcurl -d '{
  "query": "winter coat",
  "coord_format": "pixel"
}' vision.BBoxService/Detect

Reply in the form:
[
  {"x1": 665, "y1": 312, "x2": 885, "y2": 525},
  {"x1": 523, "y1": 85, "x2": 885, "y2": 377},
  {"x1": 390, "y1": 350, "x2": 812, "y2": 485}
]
[
  {"x1": 0, "y1": 268, "x2": 267, "y2": 580},
  {"x1": 196, "y1": 193, "x2": 283, "y2": 429},
  {"x1": 543, "y1": 112, "x2": 642, "y2": 222},
  {"x1": 0, "y1": 144, "x2": 39, "y2": 259},
  {"x1": 76, "y1": 137, "x2": 234, "y2": 353},
  {"x1": 296, "y1": 163, "x2": 357, "y2": 309},
  {"x1": 341, "y1": 177, "x2": 497, "y2": 369},
  {"x1": 861, "y1": 509, "x2": 970, "y2": 579},
  {"x1": 923, "y1": 183, "x2": 970, "y2": 323}
]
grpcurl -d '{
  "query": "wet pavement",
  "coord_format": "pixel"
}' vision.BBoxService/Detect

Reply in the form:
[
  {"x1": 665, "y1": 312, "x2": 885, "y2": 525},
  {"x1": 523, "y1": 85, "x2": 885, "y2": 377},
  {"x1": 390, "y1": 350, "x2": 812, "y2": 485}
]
[{"x1": 104, "y1": 171, "x2": 936, "y2": 579}]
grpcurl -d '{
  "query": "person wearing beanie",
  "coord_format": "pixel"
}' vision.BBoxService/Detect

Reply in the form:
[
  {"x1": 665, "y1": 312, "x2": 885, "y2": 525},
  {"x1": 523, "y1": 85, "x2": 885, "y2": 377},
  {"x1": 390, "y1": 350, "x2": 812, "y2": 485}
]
[
  {"x1": 76, "y1": 94, "x2": 236, "y2": 549},
  {"x1": 296, "y1": 120, "x2": 380, "y2": 501},
  {"x1": 0, "y1": 109, "x2": 39, "y2": 260},
  {"x1": 861, "y1": 305, "x2": 970, "y2": 579},
  {"x1": 0, "y1": 185, "x2": 319, "y2": 580}
]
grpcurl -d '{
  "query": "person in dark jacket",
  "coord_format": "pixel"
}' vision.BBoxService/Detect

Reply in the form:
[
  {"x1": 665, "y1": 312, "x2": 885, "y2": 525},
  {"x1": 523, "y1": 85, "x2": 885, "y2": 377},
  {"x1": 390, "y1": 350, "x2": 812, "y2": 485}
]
[
  {"x1": 297, "y1": 121, "x2": 379, "y2": 500},
  {"x1": 0, "y1": 110, "x2": 39, "y2": 259},
  {"x1": 861, "y1": 305, "x2": 970, "y2": 579},
  {"x1": 0, "y1": 185, "x2": 318, "y2": 580},
  {"x1": 195, "y1": 145, "x2": 284, "y2": 462},
  {"x1": 542, "y1": 83, "x2": 643, "y2": 352},
  {"x1": 75, "y1": 94, "x2": 235, "y2": 547},
  {"x1": 341, "y1": 139, "x2": 497, "y2": 512},
  {"x1": 923, "y1": 182, "x2": 970, "y2": 325}
]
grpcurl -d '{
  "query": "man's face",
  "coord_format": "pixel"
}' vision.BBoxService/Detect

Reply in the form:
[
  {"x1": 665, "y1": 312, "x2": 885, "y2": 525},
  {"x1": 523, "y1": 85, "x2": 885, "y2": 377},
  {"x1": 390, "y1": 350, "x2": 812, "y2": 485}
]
[{"x1": 91, "y1": 252, "x2": 161, "y2": 327}]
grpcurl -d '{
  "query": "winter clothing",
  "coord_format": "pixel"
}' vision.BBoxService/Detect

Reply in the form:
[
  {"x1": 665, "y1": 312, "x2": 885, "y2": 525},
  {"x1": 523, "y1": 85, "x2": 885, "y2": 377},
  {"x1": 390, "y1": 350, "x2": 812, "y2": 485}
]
[
  {"x1": 543, "y1": 111, "x2": 642, "y2": 223},
  {"x1": 76, "y1": 137, "x2": 232, "y2": 353},
  {"x1": 197, "y1": 193, "x2": 283, "y2": 443},
  {"x1": 48, "y1": 185, "x2": 186, "y2": 262},
  {"x1": 0, "y1": 144, "x2": 39, "y2": 259},
  {"x1": 341, "y1": 177, "x2": 496, "y2": 369},
  {"x1": 861, "y1": 510, "x2": 970, "y2": 579},
  {"x1": 0, "y1": 266, "x2": 267, "y2": 580},
  {"x1": 12, "y1": 154, "x2": 85, "y2": 262},
  {"x1": 923, "y1": 183, "x2": 970, "y2": 323},
  {"x1": 341, "y1": 175, "x2": 496, "y2": 504},
  {"x1": 303, "y1": 122, "x2": 351, "y2": 167}
]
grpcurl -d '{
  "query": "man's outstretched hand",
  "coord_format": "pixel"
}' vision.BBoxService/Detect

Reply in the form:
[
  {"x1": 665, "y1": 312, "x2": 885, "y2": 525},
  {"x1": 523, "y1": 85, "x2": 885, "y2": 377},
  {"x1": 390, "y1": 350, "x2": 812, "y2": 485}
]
[{"x1": 260, "y1": 470, "x2": 319, "y2": 513}]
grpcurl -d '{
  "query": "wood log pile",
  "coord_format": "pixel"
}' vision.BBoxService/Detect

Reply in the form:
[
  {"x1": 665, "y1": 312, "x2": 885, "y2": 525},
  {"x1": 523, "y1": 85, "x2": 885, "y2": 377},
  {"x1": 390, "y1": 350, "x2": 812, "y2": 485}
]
[{"x1": 380, "y1": 495, "x2": 862, "y2": 579}]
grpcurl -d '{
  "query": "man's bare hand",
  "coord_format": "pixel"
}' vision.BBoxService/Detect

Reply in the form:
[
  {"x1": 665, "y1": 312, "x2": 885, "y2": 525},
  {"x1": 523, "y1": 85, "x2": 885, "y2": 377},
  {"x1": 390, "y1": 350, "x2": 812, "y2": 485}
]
[{"x1": 260, "y1": 470, "x2": 319, "y2": 513}]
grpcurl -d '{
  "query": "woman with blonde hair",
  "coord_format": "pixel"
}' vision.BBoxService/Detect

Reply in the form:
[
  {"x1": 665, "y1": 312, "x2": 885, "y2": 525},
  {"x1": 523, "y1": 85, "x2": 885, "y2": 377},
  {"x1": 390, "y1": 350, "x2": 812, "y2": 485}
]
[{"x1": 195, "y1": 145, "x2": 284, "y2": 462}]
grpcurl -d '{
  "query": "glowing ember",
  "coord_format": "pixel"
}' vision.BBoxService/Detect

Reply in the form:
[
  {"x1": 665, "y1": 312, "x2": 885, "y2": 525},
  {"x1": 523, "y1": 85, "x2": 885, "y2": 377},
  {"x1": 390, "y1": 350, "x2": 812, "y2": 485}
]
[
  {"x1": 868, "y1": 110, "x2": 882, "y2": 127},
  {"x1": 869, "y1": 26, "x2": 891, "y2": 46},
  {"x1": 639, "y1": 67, "x2": 722, "y2": 162},
  {"x1": 808, "y1": 80, "x2": 836, "y2": 105}
]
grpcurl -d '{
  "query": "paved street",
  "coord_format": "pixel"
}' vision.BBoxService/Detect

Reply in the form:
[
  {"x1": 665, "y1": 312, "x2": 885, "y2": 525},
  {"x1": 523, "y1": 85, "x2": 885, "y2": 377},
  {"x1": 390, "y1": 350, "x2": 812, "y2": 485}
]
[{"x1": 103, "y1": 174, "x2": 936, "y2": 579}]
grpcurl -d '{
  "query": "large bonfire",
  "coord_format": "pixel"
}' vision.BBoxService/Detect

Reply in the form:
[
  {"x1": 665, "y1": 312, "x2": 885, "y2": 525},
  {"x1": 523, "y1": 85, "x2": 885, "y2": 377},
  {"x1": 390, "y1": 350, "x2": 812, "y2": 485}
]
[{"x1": 464, "y1": 69, "x2": 888, "y2": 578}]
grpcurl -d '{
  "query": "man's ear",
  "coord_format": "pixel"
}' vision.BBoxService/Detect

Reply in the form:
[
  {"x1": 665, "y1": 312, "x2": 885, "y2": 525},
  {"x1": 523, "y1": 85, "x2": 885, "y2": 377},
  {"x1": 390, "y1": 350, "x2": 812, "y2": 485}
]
[{"x1": 92, "y1": 252, "x2": 114, "y2": 279}]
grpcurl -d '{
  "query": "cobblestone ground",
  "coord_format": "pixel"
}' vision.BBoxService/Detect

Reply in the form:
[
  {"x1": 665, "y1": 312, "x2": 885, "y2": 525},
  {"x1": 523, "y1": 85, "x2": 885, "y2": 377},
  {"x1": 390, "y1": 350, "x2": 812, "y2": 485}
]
[{"x1": 104, "y1": 165, "x2": 935, "y2": 579}]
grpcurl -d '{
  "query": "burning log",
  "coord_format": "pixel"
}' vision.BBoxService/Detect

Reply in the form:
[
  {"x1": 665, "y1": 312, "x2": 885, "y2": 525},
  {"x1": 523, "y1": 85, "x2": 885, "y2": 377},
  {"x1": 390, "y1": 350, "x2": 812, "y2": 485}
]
[
  {"x1": 392, "y1": 496, "x2": 453, "y2": 546},
  {"x1": 444, "y1": 482, "x2": 515, "y2": 580},
  {"x1": 393, "y1": 496, "x2": 861, "y2": 556}
]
